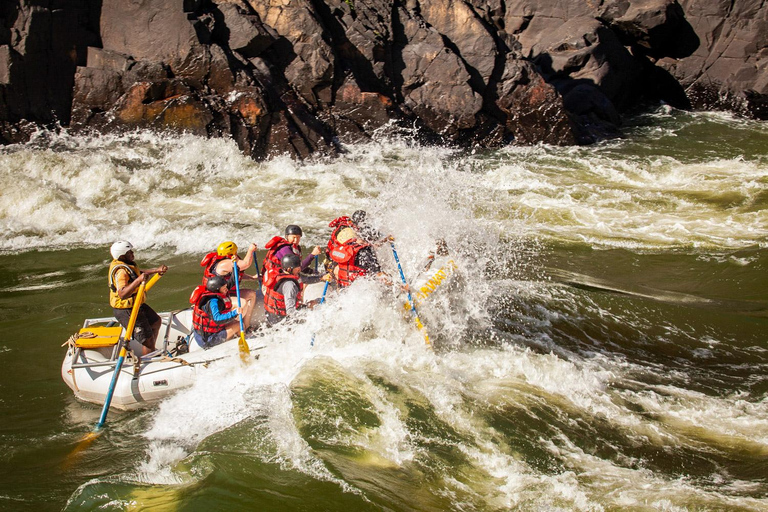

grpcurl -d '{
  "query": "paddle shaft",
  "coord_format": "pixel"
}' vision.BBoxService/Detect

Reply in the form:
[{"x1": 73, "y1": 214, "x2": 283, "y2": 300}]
[
  {"x1": 231, "y1": 259, "x2": 246, "y2": 335},
  {"x1": 231, "y1": 257, "x2": 250, "y2": 362},
  {"x1": 390, "y1": 242, "x2": 430, "y2": 345}
]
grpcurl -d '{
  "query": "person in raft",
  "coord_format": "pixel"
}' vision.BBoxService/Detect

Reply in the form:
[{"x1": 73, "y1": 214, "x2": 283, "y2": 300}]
[
  {"x1": 200, "y1": 240, "x2": 257, "y2": 330},
  {"x1": 264, "y1": 254, "x2": 326, "y2": 326},
  {"x1": 326, "y1": 225, "x2": 391, "y2": 288},
  {"x1": 261, "y1": 225, "x2": 322, "y2": 293},
  {"x1": 108, "y1": 241, "x2": 168, "y2": 356},
  {"x1": 190, "y1": 275, "x2": 245, "y2": 349}
]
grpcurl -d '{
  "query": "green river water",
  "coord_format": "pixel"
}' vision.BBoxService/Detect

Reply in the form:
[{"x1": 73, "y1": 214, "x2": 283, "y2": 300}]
[{"x1": 0, "y1": 108, "x2": 766, "y2": 511}]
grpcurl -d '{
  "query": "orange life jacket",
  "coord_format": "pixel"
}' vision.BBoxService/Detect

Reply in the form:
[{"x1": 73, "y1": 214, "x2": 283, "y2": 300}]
[
  {"x1": 263, "y1": 273, "x2": 303, "y2": 316},
  {"x1": 262, "y1": 236, "x2": 301, "y2": 288},
  {"x1": 328, "y1": 239, "x2": 370, "y2": 287}
]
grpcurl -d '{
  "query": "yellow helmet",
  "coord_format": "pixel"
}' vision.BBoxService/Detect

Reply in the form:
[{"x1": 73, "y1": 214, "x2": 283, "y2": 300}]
[{"x1": 217, "y1": 241, "x2": 238, "y2": 257}]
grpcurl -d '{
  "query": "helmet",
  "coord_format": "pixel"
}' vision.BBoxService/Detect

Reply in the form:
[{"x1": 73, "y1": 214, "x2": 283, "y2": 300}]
[
  {"x1": 206, "y1": 275, "x2": 228, "y2": 293},
  {"x1": 351, "y1": 210, "x2": 367, "y2": 225},
  {"x1": 217, "y1": 241, "x2": 238, "y2": 257},
  {"x1": 285, "y1": 225, "x2": 303, "y2": 236},
  {"x1": 336, "y1": 227, "x2": 357, "y2": 244},
  {"x1": 281, "y1": 253, "x2": 301, "y2": 271},
  {"x1": 110, "y1": 240, "x2": 133, "y2": 260}
]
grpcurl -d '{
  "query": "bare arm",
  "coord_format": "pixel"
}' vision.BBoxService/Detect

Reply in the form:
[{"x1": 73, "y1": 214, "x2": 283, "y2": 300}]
[{"x1": 237, "y1": 243, "x2": 258, "y2": 270}]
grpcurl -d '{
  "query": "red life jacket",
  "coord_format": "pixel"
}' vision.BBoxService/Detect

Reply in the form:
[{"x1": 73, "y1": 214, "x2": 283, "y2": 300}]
[
  {"x1": 200, "y1": 251, "x2": 240, "y2": 290},
  {"x1": 262, "y1": 236, "x2": 300, "y2": 288},
  {"x1": 329, "y1": 239, "x2": 370, "y2": 287},
  {"x1": 263, "y1": 273, "x2": 303, "y2": 317},
  {"x1": 190, "y1": 286, "x2": 233, "y2": 335}
]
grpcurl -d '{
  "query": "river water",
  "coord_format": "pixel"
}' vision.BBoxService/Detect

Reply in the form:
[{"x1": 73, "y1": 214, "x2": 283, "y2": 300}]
[{"x1": 0, "y1": 108, "x2": 766, "y2": 511}]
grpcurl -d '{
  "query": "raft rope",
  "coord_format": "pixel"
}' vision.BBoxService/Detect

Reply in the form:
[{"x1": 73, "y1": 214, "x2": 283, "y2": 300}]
[{"x1": 61, "y1": 330, "x2": 98, "y2": 348}]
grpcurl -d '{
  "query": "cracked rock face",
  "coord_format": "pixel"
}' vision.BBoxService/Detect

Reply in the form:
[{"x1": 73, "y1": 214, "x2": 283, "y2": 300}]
[
  {"x1": 1, "y1": 0, "x2": 765, "y2": 156},
  {"x1": 656, "y1": 0, "x2": 768, "y2": 119}
]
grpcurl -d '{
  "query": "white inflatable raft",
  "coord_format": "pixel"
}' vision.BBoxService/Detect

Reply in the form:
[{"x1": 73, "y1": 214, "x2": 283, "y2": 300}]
[
  {"x1": 62, "y1": 308, "x2": 236, "y2": 411},
  {"x1": 62, "y1": 255, "x2": 459, "y2": 411}
]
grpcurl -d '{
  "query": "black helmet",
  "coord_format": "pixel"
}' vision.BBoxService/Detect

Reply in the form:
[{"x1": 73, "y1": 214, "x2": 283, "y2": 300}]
[
  {"x1": 352, "y1": 210, "x2": 367, "y2": 225},
  {"x1": 206, "y1": 275, "x2": 228, "y2": 293},
  {"x1": 281, "y1": 253, "x2": 301, "y2": 271},
  {"x1": 285, "y1": 224, "x2": 303, "y2": 236}
]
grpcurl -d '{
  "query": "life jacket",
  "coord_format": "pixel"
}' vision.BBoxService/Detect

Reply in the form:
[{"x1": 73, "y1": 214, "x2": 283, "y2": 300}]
[
  {"x1": 333, "y1": 244, "x2": 371, "y2": 287},
  {"x1": 262, "y1": 236, "x2": 301, "y2": 288},
  {"x1": 108, "y1": 260, "x2": 140, "y2": 309},
  {"x1": 190, "y1": 285, "x2": 233, "y2": 336},
  {"x1": 263, "y1": 273, "x2": 303, "y2": 317},
  {"x1": 200, "y1": 251, "x2": 240, "y2": 289},
  {"x1": 326, "y1": 220, "x2": 371, "y2": 287}
]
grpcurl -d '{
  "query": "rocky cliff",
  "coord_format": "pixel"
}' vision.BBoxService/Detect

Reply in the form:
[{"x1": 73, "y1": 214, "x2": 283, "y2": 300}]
[{"x1": 0, "y1": 0, "x2": 765, "y2": 159}]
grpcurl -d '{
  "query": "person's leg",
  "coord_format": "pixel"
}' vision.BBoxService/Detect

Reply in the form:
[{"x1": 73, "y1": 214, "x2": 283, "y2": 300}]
[
  {"x1": 240, "y1": 289, "x2": 257, "y2": 328},
  {"x1": 113, "y1": 308, "x2": 151, "y2": 356},
  {"x1": 139, "y1": 304, "x2": 162, "y2": 351},
  {"x1": 225, "y1": 322, "x2": 241, "y2": 340},
  {"x1": 198, "y1": 329, "x2": 227, "y2": 349},
  {"x1": 131, "y1": 310, "x2": 155, "y2": 353}
]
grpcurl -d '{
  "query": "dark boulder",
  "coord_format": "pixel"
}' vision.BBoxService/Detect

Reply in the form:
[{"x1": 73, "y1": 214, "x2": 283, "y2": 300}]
[
  {"x1": 215, "y1": 2, "x2": 276, "y2": 58},
  {"x1": 496, "y1": 56, "x2": 577, "y2": 145},
  {"x1": 0, "y1": 0, "x2": 98, "y2": 142},
  {"x1": 656, "y1": 0, "x2": 768, "y2": 119},
  {"x1": 397, "y1": 4, "x2": 484, "y2": 139},
  {"x1": 249, "y1": 0, "x2": 336, "y2": 106}
]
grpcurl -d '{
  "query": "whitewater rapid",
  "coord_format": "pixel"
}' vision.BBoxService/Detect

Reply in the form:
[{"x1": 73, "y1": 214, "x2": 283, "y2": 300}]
[
  {"x1": 2, "y1": 108, "x2": 766, "y2": 511},
  {"x1": 2, "y1": 109, "x2": 767, "y2": 257}
]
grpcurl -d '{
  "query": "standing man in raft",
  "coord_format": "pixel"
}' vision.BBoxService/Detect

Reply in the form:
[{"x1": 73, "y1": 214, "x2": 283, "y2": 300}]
[{"x1": 108, "y1": 241, "x2": 168, "y2": 356}]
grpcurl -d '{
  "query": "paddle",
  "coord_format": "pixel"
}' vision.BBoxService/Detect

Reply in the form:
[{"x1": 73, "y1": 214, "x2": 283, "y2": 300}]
[
  {"x1": 95, "y1": 273, "x2": 161, "y2": 428},
  {"x1": 391, "y1": 242, "x2": 431, "y2": 346},
  {"x1": 231, "y1": 257, "x2": 251, "y2": 363},
  {"x1": 67, "y1": 272, "x2": 163, "y2": 460}
]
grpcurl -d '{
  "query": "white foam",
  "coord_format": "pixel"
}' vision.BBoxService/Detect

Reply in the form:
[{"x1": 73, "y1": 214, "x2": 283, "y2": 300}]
[{"x1": 3, "y1": 121, "x2": 767, "y2": 253}]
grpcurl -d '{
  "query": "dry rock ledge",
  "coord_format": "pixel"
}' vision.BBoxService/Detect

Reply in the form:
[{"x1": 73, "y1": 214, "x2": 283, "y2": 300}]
[{"x1": 0, "y1": 0, "x2": 765, "y2": 159}]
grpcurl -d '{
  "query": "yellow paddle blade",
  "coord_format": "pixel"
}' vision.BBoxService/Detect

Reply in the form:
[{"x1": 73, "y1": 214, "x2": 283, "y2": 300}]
[
  {"x1": 238, "y1": 332, "x2": 250, "y2": 363},
  {"x1": 62, "y1": 430, "x2": 101, "y2": 469}
]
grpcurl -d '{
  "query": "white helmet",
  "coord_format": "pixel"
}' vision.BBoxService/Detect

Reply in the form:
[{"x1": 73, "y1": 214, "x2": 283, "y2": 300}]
[{"x1": 110, "y1": 240, "x2": 133, "y2": 260}]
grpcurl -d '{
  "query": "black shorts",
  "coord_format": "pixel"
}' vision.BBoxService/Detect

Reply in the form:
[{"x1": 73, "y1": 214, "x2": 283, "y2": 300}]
[{"x1": 113, "y1": 304, "x2": 161, "y2": 347}]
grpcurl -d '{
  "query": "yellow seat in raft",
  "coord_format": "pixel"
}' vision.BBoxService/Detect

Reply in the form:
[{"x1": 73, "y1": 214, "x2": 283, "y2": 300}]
[{"x1": 75, "y1": 325, "x2": 123, "y2": 348}]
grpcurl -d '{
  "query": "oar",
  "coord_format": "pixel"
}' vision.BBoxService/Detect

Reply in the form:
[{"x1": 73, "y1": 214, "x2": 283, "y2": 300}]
[
  {"x1": 310, "y1": 280, "x2": 330, "y2": 347},
  {"x1": 391, "y1": 242, "x2": 431, "y2": 346},
  {"x1": 231, "y1": 257, "x2": 251, "y2": 363},
  {"x1": 95, "y1": 274, "x2": 160, "y2": 429},
  {"x1": 66, "y1": 273, "x2": 162, "y2": 460}
]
